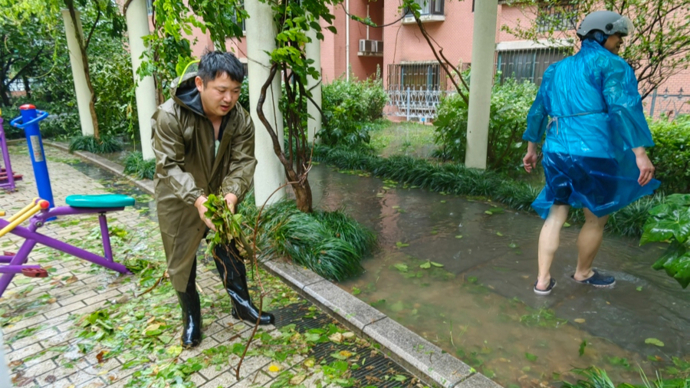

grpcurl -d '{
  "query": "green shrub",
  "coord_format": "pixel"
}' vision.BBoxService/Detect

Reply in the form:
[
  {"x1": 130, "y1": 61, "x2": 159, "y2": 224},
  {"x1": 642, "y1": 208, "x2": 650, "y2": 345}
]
[
  {"x1": 1, "y1": 105, "x2": 80, "y2": 140},
  {"x1": 320, "y1": 75, "x2": 388, "y2": 147},
  {"x1": 124, "y1": 151, "x2": 155, "y2": 180},
  {"x1": 433, "y1": 78, "x2": 537, "y2": 171},
  {"x1": 238, "y1": 193, "x2": 376, "y2": 281},
  {"x1": 1, "y1": 106, "x2": 24, "y2": 139},
  {"x1": 90, "y1": 44, "x2": 138, "y2": 139},
  {"x1": 238, "y1": 78, "x2": 249, "y2": 112},
  {"x1": 41, "y1": 112, "x2": 81, "y2": 139},
  {"x1": 648, "y1": 115, "x2": 690, "y2": 194},
  {"x1": 8, "y1": 22, "x2": 137, "y2": 141},
  {"x1": 69, "y1": 135, "x2": 122, "y2": 154}
]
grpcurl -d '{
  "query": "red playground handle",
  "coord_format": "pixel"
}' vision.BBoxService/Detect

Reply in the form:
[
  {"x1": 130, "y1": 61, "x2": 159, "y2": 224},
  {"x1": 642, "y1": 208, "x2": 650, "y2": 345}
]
[{"x1": 21, "y1": 268, "x2": 48, "y2": 278}]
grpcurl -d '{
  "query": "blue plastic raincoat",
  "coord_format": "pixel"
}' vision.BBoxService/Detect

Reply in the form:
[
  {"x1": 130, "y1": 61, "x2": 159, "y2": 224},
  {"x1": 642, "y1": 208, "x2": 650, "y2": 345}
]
[{"x1": 523, "y1": 39, "x2": 660, "y2": 219}]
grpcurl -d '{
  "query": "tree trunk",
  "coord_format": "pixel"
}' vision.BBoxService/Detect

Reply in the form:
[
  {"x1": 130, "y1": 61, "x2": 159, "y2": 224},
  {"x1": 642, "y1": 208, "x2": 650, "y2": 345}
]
[
  {"x1": 22, "y1": 75, "x2": 31, "y2": 99},
  {"x1": 0, "y1": 80, "x2": 11, "y2": 107},
  {"x1": 65, "y1": 0, "x2": 100, "y2": 139},
  {"x1": 292, "y1": 179, "x2": 313, "y2": 213}
]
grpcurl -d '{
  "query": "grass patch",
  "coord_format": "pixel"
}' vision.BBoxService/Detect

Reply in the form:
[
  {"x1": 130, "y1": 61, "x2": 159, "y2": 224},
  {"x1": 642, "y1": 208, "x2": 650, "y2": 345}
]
[
  {"x1": 314, "y1": 145, "x2": 665, "y2": 238},
  {"x1": 69, "y1": 135, "x2": 122, "y2": 154},
  {"x1": 369, "y1": 121, "x2": 436, "y2": 158},
  {"x1": 239, "y1": 194, "x2": 376, "y2": 281},
  {"x1": 124, "y1": 151, "x2": 155, "y2": 180}
]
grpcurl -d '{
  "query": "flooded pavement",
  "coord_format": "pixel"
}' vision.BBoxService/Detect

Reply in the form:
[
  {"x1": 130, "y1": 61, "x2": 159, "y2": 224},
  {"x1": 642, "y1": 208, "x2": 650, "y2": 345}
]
[{"x1": 309, "y1": 164, "x2": 690, "y2": 387}]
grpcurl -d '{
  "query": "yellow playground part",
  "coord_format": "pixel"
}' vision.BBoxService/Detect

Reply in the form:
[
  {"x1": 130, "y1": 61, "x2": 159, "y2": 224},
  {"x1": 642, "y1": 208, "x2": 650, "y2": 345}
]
[{"x1": 0, "y1": 198, "x2": 49, "y2": 238}]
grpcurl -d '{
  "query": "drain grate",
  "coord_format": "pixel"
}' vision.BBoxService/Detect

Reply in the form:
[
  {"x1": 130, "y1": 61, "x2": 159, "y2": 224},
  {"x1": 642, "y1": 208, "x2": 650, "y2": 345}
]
[
  {"x1": 272, "y1": 302, "x2": 420, "y2": 387},
  {"x1": 273, "y1": 301, "x2": 336, "y2": 332}
]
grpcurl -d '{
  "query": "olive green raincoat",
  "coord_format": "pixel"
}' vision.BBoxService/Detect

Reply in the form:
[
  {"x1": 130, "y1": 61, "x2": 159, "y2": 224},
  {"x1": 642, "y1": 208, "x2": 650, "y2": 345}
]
[{"x1": 152, "y1": 72, "x2": 256, "y2": 292}]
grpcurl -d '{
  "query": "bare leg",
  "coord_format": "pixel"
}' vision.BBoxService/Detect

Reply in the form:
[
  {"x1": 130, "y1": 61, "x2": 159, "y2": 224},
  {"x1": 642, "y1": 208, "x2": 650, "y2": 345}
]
[
  {"x1": 536, "y1": 204, "x2": 570, "y2": 290},
  {"x1": 573, "y1": 208, "x2": 609, "y2": 281}
]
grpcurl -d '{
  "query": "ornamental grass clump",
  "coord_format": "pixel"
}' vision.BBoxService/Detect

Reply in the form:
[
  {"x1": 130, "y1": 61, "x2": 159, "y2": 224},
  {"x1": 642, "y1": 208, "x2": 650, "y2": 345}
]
[
  {"x1": 124, "y1": 151, "x2": 156, "y2": 180},
  {"x1": 69, "y1": 135, "x2": 122, "y2": 154},
  {"x1": 238, "y1": 193, "x2": 375, "y2": 282}
]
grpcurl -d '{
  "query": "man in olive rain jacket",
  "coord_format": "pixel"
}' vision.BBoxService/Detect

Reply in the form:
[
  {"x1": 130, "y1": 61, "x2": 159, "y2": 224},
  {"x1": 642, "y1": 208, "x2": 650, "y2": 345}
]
[{"x1": 152, "y1": 52, "x2": 274, "y2": 348}]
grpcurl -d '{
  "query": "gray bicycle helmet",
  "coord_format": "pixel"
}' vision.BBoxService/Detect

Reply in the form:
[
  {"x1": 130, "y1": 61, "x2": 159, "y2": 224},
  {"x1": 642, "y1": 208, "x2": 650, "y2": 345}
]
[{"x1": 576, "y1": 11, "x2": 634, "y2": 39}]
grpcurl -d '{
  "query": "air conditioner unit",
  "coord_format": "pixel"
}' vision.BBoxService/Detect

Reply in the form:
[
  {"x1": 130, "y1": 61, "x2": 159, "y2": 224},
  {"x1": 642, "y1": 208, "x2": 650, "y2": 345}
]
[{"x1": 359, "y1": 39, "x2": 384, "y2": 55}]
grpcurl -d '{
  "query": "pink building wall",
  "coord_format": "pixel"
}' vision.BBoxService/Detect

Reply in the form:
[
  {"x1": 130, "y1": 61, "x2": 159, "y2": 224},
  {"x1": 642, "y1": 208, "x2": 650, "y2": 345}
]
[
  {"x1": 321, "y1": 0, "x2": 384, "y2": 83},
  {"x1": 496, "y1": 3, "x2": 690, "y2": 112},
  {"x1": 189, "y1": 1, "x2": 687, "y2": 115}
]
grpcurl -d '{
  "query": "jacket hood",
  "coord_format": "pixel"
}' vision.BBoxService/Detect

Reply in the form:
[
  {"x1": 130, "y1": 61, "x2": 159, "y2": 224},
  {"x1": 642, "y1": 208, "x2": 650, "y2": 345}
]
[{"x1": 171, "y1": 71, "x2": 205, "y2": 117}]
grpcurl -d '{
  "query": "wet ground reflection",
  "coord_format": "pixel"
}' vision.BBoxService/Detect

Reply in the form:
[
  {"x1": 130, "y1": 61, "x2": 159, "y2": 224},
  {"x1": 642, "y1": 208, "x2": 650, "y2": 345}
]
[{"x1": 310, "y1": 164, "x2": 690, "y2": 387}]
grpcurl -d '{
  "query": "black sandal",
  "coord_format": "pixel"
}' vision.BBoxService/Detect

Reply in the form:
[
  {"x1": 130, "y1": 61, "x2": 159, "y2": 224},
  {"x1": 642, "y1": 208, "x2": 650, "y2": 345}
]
[{"x1": 534, "y1": 278, "x2": 557, "y2": 295}]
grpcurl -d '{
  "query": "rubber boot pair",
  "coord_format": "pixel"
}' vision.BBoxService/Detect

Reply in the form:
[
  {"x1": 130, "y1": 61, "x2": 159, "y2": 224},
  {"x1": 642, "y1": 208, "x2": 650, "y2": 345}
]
[
  {"x1": 213, "y1": 243, "x2": 275, "y2": 325},
  {"x1": 176, "y1": 260, "x2": 202, "y2": 348}
]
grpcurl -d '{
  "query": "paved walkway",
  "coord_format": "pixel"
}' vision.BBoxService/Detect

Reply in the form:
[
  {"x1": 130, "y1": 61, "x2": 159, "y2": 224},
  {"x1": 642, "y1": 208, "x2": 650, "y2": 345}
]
[{"x1": 1, "y1": 145, "x2": 420, "y2": 388}]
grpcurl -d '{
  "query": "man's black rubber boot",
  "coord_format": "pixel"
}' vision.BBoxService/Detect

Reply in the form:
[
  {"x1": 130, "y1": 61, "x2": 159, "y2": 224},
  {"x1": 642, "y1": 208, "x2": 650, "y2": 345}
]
[
  {"x1": 213, "y1": 243, "x2": 275, "y2": 325},
  {"x1": 176, "y1": 260, "x2": 202, "y2": 348}
]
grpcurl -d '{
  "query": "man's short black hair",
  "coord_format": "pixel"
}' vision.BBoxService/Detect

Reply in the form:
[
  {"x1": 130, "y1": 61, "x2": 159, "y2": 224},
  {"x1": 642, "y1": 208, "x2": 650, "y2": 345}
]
[{"x1": 198, "y1": 51, "x2": 245, "y2": 85}]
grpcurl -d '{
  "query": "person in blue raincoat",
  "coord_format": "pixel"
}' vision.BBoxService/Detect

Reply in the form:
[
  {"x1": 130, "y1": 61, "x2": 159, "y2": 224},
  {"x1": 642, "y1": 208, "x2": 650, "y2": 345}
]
[{"x1": 522, "y1": 11, "x2": 659, "y2": 295}]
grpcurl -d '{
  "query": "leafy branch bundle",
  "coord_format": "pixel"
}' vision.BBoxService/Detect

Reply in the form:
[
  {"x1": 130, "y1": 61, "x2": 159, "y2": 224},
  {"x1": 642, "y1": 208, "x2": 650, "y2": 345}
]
[{"x1": 640, "y1": 194, "x2": 690, "y2": 289}]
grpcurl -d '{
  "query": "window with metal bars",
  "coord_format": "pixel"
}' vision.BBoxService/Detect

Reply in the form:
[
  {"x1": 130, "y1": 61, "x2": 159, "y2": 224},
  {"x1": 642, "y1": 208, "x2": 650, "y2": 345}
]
[
  {"x1": 388, "y1": 63, "x2": 449, "y2": 90},
  {"x1": 405, "y1": 0, "x2": 444, "y2": 16},
  {"x1": 496, "y1": 48, "x2": 568, "y2": 85}
]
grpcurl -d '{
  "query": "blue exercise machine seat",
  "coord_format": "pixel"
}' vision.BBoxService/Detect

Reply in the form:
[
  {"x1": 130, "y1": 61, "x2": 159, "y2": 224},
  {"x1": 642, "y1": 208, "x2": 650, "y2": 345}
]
[{"x1": 65, "y1": 194, "x2": 135, "y2": 208}]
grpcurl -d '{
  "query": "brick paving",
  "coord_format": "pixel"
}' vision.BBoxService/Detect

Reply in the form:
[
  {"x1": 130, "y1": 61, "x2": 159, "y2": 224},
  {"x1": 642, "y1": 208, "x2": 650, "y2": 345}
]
[{"x1": 0, "y1": 145, "x2": 413, "y2": 388}]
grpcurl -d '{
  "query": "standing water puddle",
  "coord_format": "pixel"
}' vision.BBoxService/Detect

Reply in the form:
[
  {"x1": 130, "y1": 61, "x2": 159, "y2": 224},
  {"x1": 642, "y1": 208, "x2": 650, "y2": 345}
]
[{"x1": 309, "y1": 164, "x2": 690, "y2": 387}]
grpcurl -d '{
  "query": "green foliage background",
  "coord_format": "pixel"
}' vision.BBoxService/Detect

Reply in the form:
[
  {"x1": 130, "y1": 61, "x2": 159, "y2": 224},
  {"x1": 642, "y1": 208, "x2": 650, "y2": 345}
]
[
  {"x1": 0, "y1": 1, "x2": 138, "y2": 143},
  {"x1": 433, "y1": 76, "x2": 538, "y2": 171},
  {"x1": 320, "y1": 76, "x2": 388, "y2": 147},
  {"x1": 647, "y1": 115, "x2": 690, "y2": 194}
]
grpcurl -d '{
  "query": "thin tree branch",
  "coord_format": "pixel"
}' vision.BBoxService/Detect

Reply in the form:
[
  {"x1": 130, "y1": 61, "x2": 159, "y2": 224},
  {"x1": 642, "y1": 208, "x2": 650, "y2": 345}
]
[
  {"x1": 85, "y1": 0, "x2": 103, "y2": 51},
  {"x1": 122, "y1": 0, "x2": 135, "y2": 16},
  {"x1": 411, "y1": 12, "x2": 468, "y2": 103},
  {"x1": 7, "y1": 49, "x2": 44, "y2": 85},
  {"x1": 257, "y1": 63, "x2": 291, "y2": 170}
]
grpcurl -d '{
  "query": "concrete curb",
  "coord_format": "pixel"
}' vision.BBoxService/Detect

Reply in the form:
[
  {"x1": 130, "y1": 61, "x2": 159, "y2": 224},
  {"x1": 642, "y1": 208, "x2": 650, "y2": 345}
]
[{"x1": 38, "y1": 141, "x2": 501, "y2": 388}]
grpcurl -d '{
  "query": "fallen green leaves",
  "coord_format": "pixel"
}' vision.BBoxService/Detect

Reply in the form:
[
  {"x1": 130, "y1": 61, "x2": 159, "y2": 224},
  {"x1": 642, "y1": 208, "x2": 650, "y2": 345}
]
[
  {"x1": 419, "y1": 261, "x2": 443, "y2": 269},
  {"x1": 485, "y1": 207, "x2": 505, "y2": 215},
  {"x1": 393, "y1": 263, "x2": 409, "y2": 272},
  {"x1": 645, "y1": 338, "x2": 665, "y2": 347}
]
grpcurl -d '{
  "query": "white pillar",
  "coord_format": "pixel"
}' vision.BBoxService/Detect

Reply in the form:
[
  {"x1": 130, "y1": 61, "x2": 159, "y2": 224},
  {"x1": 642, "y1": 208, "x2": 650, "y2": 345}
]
[
  {"x1": 125, "y1": 0, "x2": 156, "y2": 160},
  {"x1": 246, "y1": 0, "x2": 286, "y2": 206},
  {"x1": 61, "y1": 10, "x2": 94, "y2": 137},
  {"x1": 345, "y1": 0, "x2": 350, "y2": 81},
  {"x1": 306, "y1": 25, "x2": 322, "y2": 144},
  {"x1": 465, "y1": 0, "x2": 498, "y2": 169}
]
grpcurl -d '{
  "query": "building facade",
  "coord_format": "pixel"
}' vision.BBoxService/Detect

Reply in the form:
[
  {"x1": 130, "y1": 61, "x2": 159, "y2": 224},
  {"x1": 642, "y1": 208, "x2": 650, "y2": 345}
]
[{"x1": 186, "y1": 0, "x2": 689, "y2": 120}]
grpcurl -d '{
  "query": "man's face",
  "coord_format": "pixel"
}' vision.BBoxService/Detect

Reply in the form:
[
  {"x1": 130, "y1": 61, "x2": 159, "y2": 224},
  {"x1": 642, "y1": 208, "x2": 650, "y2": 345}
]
[
  {"x1": 604, "y1": 33, "x2": 624, "y2": 56},
  {"x1": 195, "y1": 73, "x2": 242, "y2": 119}
]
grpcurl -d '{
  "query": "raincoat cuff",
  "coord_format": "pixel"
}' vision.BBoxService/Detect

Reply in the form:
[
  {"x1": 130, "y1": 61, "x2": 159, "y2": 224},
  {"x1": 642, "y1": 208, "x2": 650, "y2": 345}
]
[
  {"x1": 222, "y1": 185, "x2": 245, "y2": 204},
  {"x1": 186, "y1": 189, "x2": 205, "y2": 206},
  {"x1": 522, "y1": 132, "x2": 540, "y2": 143}
]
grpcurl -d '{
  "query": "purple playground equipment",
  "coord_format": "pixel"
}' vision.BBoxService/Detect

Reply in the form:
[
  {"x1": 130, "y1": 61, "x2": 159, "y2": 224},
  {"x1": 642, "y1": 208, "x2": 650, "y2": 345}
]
[
  {"x1": 0, "y1": 110, "x2": 24, "y2": 191},
  {"x1": 0, "y1": 104, "x2": 136, "y2": 297},
  {"x1": 0, "y1": 196, "x2": 135, "y2": 297}
]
